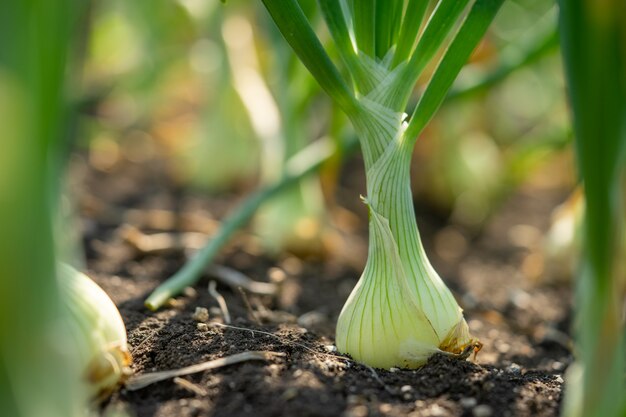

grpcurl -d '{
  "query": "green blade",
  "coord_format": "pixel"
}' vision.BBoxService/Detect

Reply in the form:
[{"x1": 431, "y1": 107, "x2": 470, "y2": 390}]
[
  {"x1": 392, "y1": 0, "x2": 430, "y2": 66},
  {"x1": 0, "y1": 1, "x2": 86, "y2": 416},
  {"x1": 261, "y1": 0, "x2": 358, "y2": 115},
  {"x1": 405, "y1": 0, "x2": 505, "y2": 142},
  {"x1": 375, "y1": 0, "x2": 403, "y2": 58},
  {"x1": 318, "y1": 0, "x2": 360, "y2": 74},
  {"x1": 398, "y1": 0, "x2": 471, "y2": 95},
  {"x1": 559, "y1": 0, "x2": 626, "y2": 416},
  {"x1": 350, "y1": 0, "x2": 376, "y2": 57}
]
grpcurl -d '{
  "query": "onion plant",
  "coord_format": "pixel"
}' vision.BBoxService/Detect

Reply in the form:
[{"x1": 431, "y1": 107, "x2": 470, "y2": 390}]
[
  {"x1": 0, "y1": 1, "x2": 86, "y2": 416},
  {"x1": 558, "y1": 0, "x2": 626, "y2": 415},
  {"x1": 221, "y1": 5, "x2": 330, "y2": 254},
  {"x1": 182, "y1": 5, "x2": 261, "y2": 192},
  {"x1": 260, "y1": 0, "x2": 504, "y2": 368},
  {"x1": 147, "y1": 1, "x2": 571, "y2": 313},
  {"x1": 1, "y1": 2, "x2": 131, "y2": 415}
]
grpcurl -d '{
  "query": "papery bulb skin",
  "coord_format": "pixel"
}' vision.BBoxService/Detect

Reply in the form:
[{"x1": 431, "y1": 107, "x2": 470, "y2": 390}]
[
  {"x1": 336, "y1": 204, "x2": 437, "y2": 368},
  {"x1": 336, "y1": 203, "x2": 472, "y2": 369},
  {"x1": 58, "y1": 264, "x2": 132, "y2": 400},
  {"x1": 336, "y1": 61, "x2": 474, "y2": 370}
]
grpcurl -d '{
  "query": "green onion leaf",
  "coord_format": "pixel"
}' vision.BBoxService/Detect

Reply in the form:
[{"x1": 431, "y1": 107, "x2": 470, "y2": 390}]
[
  {"x1": 261, "y1": 0, "x2": 359, "y2": 115},
  {"x1": 392, "y1": 0, "x2": 430, "y2": 67},
  {"x1": 405, "y1": 0, "x2": 505, "y2": 141},
  {"x1": 318, "y1": 0, "x2": 364, "y2": 84},
  {"x1": 398, "y1": 0, "x2": 471, "y2": 93},
  {"x1": 350, "y1": 0, "x2": 376, "y2": 57},
  {"x1": 375, "y1": 0, "x2": 403, "y2": 59},
  {"x1": 559, "y1": 0, "x2": 626, "y2": 415}
]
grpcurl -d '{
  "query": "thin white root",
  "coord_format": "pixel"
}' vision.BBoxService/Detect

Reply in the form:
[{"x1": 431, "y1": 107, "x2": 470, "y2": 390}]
[
  {"x1": 207, "y1": 265, "x2": 277, "y2": 296},
  {"x1": 120, "y1": 225, "x2": 206, "y2": 254},
  {"x1": 125, "y1": 351, "x2": 285, "y2": 391},
  {"x1": 173, "y1": 377, "x2": 208, "y2": 396},
  {"x1": 209, "y1": 280, "x2": 231, "y2": 324}
]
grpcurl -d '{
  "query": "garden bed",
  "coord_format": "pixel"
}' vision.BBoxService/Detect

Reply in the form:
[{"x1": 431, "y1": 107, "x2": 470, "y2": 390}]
[{"x1": 76, "y1": 152, "x2": 573, "y2": 417}]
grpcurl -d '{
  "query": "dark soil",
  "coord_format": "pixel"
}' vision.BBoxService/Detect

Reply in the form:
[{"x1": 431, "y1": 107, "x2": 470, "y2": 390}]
[{"x1": 74, "y1": 149, "x2": 574, "y2": 417}]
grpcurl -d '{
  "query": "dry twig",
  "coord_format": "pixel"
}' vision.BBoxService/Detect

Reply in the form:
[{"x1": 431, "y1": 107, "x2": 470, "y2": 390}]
[
  {"x1": 208, "y1": 281, "x2": 231, "y2": 324},
  {"x1": 238, "y1": 287, "x2": 262, "y2": 325},
  {"x1": 207, "y1": 265, "x2": 277, "y2": 296},
  {"x1": 173, "y1": 377, "x2": 208, "y2": 396},
  {"x1": 125, "y1": 351, "x2": 285, "y2": 391},
  {"x1": 120, "y1": 225, "x2": 206, "y2": 254}
]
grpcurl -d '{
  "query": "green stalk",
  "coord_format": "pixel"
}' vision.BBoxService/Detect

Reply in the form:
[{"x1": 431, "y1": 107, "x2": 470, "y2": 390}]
[
  {"x1": 375, "y1": 0, "x2": 403, "y2": 59},
  {"x1": 392, "y1": 0, "x2": 430, "y2": 67},
  {"x1": 350, "y1": 0, "x2": 376, "y2": 57},
  {"x1": 149, "y1": 0, "x2": 504, "y2": 366},
  {"x1": 146, "y1": 0, "x2": 532, "y2": 309},
  {"x1": 559, "y1": 0, "x2": 626, "y2": 416},
  {"x1": 257, "y1": 0, "x2": 505, "y2": 368},
  {"x1": 388, "y1": 0, "x2": 471, "y2": 110},
  {"x1": 0, "y1": 1, "x2": 85, "y2": 416},
  {"x1": 318, "y1": 0, "x2": 357, "y2": 65},
  {"x1": 405, "y1": 0, "x2": 506, "y2": 141},
  {"x1": 318, "y1": 0, "x2": 370, "y2": 89},
  {"x1": 261, "y1": 0, "x2": 359, "y2": 115},
  {"x1": 352, "y1": 112, "x2": 462, "y2": 342}
]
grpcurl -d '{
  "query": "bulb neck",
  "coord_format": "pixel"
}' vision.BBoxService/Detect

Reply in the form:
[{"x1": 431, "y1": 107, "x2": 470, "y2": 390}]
[{"x1": 355, "y1": 115, "x2": 462, "y2": 339}]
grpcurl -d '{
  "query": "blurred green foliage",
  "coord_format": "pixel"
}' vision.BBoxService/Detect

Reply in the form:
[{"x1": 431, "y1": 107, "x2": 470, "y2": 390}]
[
  {"x1": 81, "y1": 0, "x2": 572, "y2": 238},
  {"x1": 559, "y1": 0, "x2": 626, "y2": 415},
  {"x1": 4, "y1": 0, "x2": 622, "y2": 415},
  {"x1": 414, "y1": 3, "x2": 570, "y2": 228},
  {"x1": 0, "y1": 1, "x2": 87, "y2": 416}
]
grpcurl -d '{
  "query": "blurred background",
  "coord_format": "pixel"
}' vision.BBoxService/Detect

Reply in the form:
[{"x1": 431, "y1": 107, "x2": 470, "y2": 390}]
[
  {"x1": 2, "y1": 2, "x2": 622, "y2": 416},
  {"x1": 76, "y1": 0, "x2": 575, "y2": 279}
]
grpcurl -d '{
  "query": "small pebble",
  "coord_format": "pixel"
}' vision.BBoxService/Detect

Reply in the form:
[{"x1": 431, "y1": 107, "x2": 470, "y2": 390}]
[
  {"x1": 496, "y1": 341, "x2": 511, "y2": 354},
  {"x1": 346, "y1": 395, "x2": 362, "y2": 405},
  {"x1": 183, "y1": 286, "x2": 197, "y2": 298},
  {"x1": 555, "y1": 375, "x2": 564, "y2": 384},
  {"x1": 297, "y1": 311, "x2": 326, "y2": 328},
  {"x1": 268, "y1": 267, "x2": 287, "y2": 283},
  {"x1": 196, "y1": 323, "x2": 208, "y2": 331},
  {"x1": 460, "y1": 397, "x2": 477, "y2": 408},
  {"x1": 166, "y1": 298, "x2": 184, "y2": 309},
  {"x1": 282, "y1": 387, "x2": 298, "y2": 400},
  {"x1": 429, "y1": 404, "x2": 446, "y2": 416},
  {"x1": 324, "y1": 345, "x2": 338, "y2": 353},
  {"x1": 280, "y1": 257, "x2": 303, "y2": 275},
  {"x1": 509, "y1": 288, "x2": 531, "y2": 309},
  {"x1": 506, "y1": 363, "x2": 522, "y2": 374},
  {"x1": 389, "y1": 367, "x2": 400, "y2": 373},
  {"x1": 400, "y1": 385, "x2": 412, "y2": 393},
  {"x1": 342, "y1": 405, "x2": 368, "y2": 417},
  {"x1": 551, "y1": 361, "x2": 565, "y2": 371},
  {"x1": 473, "y1": 404, "x2": 493, "y2": 417},
  {"x1": 192, "y1": 307, "x2": 209, "y2": 322}
]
